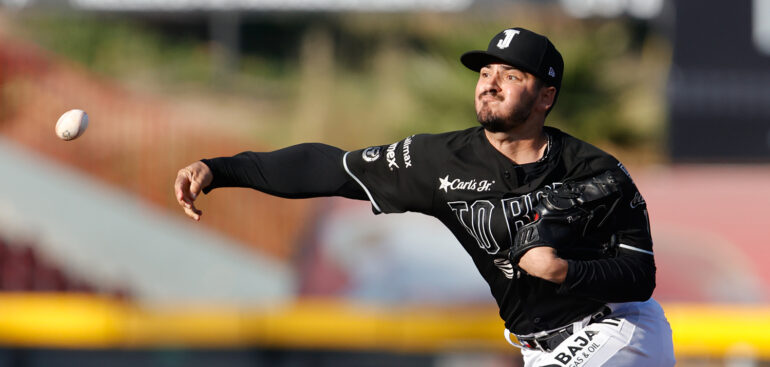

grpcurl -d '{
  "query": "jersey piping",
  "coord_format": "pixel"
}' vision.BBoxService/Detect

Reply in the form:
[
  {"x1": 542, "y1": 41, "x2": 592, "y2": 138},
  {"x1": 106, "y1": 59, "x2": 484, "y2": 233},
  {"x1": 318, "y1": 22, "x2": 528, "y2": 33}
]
[
  {"x1": 618, "y1": 243, "x2": 654, "y2": 256},
  {"x1": 343, "y1": 151, "x2": 383, "y2": 213}
]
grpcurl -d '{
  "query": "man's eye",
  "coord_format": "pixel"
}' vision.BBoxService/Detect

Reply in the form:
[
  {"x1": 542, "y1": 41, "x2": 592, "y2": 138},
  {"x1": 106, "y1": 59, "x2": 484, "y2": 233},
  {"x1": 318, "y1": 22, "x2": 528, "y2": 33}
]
[
  {"x1": 481, "y1": 72, "x2": 489, "y2": 78},
  {"x1": 507, "y1": 75, "x2": 518, "y2": 81}
]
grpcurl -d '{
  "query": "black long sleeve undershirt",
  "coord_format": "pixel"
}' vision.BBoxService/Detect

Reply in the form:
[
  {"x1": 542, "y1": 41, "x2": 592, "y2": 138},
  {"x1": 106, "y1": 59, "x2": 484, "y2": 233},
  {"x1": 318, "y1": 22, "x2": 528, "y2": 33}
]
[
  {"x1": 200, "y1": 143, "x2": 655, "y2": 304},
  {"x1": 560, "y1": 251, "x2": 655, "y2": 303},
  {"x1": 200, "y1": 143, "x2": 366, "y2": 200}
]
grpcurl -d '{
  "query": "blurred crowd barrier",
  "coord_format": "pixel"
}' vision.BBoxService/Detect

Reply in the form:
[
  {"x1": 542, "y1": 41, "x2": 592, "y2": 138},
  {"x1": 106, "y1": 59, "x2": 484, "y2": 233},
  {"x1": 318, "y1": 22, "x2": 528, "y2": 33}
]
[{"x1": 0, "y1": 234, "x2": 127, "y2": 297}]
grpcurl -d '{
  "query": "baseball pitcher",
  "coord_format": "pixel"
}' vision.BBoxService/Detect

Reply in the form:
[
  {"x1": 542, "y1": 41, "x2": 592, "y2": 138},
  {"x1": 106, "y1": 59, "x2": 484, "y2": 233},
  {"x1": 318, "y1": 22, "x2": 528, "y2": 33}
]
[{"x1": 175, "y1": 27, "x2": 675, "y2": 366}]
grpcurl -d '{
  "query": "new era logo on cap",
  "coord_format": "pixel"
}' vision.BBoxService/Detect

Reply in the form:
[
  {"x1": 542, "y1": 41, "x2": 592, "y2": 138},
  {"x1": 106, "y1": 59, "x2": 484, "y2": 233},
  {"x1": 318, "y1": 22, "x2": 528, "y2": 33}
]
[{"x1": 548, "y1": 67, "x2": 556, "y2": 78}]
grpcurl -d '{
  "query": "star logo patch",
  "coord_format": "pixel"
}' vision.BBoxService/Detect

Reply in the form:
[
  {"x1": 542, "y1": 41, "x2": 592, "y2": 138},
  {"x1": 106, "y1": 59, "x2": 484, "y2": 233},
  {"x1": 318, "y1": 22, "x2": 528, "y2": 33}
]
[{"x1": 439, "y1": 175, "x2": 452, "y2": 193}]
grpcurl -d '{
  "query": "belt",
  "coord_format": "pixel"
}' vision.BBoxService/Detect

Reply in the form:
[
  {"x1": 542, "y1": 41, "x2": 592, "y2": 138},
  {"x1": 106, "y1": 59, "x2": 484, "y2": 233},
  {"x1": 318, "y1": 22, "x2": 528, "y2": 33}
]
[{"x1": 515, "y1": 306, "x2": 612, "y2": 353}]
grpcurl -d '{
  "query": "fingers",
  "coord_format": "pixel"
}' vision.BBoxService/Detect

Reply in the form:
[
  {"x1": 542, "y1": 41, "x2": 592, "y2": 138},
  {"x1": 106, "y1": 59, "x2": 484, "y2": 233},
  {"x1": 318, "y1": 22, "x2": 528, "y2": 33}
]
[
  {"x1": 183, "y1": 204, "x2": 202, "y2": 221},
  {"x1": 175, "y1": 165, "x2": 204, "y2": 220},
  {"x1": 189, "y1": 179, "x2": 202, "y2": 200},
  {"x1": 175, "y1": 161, "x2": 214, "y2": 221},
  {"x1": 174, "y1": 169, "x2": 194, "y2": 208}
]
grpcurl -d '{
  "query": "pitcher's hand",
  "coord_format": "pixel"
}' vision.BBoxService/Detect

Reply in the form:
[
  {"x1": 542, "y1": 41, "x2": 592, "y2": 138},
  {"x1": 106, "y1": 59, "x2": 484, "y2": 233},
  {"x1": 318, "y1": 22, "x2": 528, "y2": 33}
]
[
  {"x1": 517, "y1": 247, "x2": 568, "y2": 284},
  {"x1": 174, "y1": 161, "x2": 213, "y2": 221}
]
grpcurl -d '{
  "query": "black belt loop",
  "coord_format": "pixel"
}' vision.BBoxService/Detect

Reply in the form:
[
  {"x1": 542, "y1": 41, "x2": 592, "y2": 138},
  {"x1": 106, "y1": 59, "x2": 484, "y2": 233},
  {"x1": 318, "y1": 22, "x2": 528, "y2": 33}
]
[
  {"x1": 516, "y1": 305, "x2": 612, "y2": 353},
  {"x1": 591, "y1": 305, "x2": 612, "y2": 323}
]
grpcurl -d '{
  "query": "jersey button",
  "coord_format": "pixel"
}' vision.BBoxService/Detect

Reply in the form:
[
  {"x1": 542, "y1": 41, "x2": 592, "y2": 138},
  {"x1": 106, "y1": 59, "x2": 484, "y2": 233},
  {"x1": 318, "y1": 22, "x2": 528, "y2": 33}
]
[{"x1": 533, "y1": 317, "x2": 541, "y2": 324}]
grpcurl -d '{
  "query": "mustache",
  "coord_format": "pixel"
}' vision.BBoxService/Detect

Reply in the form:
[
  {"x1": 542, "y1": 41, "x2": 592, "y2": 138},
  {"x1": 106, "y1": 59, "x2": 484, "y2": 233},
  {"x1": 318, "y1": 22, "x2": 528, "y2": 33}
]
[{"x1": 478, "y1": 90, "x2": 501, "y2": 100}]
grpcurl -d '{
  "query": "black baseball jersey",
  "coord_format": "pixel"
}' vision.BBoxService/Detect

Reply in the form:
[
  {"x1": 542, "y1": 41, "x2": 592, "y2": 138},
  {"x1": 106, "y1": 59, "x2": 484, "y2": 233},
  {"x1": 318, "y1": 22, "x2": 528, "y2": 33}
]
[{"x1": 202, "y1": 126, "x2": 655, "y2": 335}]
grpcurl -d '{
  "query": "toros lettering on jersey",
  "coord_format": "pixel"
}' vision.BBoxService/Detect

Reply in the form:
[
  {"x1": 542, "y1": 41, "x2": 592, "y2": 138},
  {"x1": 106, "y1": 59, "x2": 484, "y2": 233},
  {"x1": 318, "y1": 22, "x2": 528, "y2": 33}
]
[{"x1": 446, "y1": 182, "x2": 562, "y2": 257}]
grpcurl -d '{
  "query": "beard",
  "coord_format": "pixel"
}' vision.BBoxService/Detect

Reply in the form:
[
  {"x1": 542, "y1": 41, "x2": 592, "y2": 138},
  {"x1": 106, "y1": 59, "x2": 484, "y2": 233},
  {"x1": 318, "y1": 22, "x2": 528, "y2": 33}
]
[{"x1": 476, "y1": 91, "x2": 536, "y2": 133}]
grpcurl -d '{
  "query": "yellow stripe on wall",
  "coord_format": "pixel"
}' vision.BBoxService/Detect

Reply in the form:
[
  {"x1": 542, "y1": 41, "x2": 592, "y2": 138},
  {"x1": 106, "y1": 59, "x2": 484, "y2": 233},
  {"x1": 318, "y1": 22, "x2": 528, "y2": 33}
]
[
  {"x1": 664, "y1": 303, "x2": 770, "y2": 359},
  {"x1": 0, "y1": 293, "x2": 126, "y2": 347},
  {"x1": 0, "y1": 294, "x2": 768, "y2": 359}
]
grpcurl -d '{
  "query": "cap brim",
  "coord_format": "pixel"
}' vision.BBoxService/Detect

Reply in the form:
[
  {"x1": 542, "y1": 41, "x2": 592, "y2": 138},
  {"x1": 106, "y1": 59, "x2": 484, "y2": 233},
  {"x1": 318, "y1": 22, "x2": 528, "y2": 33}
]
[{"x1": 460, "y1": 51, "x2": 510, "y2": 72}]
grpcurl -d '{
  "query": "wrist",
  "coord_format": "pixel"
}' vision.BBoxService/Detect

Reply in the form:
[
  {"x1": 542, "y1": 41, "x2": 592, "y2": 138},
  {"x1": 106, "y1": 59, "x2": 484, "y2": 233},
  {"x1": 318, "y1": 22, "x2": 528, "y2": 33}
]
[
  {"x1": 197, "y1": 159, "x2": 216, "y2": 193},
  {"x1": 543, "y1": 257, "x2": 568, "y2": 284}
]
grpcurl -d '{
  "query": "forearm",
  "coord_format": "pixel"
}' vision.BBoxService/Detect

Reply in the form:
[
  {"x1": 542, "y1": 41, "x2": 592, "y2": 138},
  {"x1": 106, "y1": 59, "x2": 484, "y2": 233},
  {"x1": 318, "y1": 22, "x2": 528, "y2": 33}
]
[
  {"x1": 557, "y1": 251, "x2": 656, "y2": 302},
  {"x1": 201, "y1": 143, "x2": 366, "y2": 200}
]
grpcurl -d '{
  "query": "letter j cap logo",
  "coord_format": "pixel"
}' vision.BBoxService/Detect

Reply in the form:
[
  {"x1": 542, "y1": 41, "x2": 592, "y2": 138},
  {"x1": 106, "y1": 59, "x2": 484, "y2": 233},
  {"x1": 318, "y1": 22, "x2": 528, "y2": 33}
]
[{"x1": 496, "y1": 29, "x2": 520, "y2": 49}]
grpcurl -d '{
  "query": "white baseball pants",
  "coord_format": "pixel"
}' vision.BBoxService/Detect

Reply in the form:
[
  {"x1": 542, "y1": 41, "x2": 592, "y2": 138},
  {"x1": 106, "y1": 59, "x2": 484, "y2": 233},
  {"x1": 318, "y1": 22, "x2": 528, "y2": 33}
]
[{"x1": 518, "y1": 298, "x2": 675, "y2": 367}]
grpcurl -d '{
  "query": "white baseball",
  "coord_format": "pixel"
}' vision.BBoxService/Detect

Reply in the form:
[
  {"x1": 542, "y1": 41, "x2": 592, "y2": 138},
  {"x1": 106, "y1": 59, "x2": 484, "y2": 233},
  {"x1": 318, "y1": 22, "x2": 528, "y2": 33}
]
[{"x1": 55, "y1": 109, "x2": 89, "y2": 141}]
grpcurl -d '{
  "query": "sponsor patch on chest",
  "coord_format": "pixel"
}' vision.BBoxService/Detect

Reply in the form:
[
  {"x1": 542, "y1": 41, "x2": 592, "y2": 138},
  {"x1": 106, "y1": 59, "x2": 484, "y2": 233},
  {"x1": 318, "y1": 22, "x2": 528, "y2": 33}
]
[{"x1": 438, "y1": 175, "x2": 495, "y2": 193}]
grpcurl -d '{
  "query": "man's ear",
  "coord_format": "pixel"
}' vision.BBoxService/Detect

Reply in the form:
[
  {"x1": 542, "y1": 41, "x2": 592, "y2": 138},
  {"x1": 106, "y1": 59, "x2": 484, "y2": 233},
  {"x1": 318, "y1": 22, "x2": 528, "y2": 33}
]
[{"x1": 539, "y1": 86, "x2": 557, "y2": 112}]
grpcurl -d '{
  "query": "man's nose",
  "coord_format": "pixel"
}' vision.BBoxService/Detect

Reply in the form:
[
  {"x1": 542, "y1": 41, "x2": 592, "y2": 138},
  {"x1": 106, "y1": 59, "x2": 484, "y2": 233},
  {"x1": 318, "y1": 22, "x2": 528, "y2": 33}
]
[{"x1": 480, "y1": 73, "x2": 501, "y2": 95}]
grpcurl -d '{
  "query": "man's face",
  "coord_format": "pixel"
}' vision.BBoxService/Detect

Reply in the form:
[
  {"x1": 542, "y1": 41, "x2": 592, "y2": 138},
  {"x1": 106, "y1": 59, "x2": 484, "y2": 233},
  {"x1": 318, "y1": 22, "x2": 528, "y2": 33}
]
[{"x1": 475, "y1": 63, "x2": 540, "y2": 133}]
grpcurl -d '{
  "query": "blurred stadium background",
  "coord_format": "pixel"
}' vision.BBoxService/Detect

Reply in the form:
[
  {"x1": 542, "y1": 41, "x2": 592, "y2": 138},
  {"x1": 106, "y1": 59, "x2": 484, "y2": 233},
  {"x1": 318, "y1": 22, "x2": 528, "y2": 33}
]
[{"x1": 0, "y1": 0, "x2": 768, "y2": 365}]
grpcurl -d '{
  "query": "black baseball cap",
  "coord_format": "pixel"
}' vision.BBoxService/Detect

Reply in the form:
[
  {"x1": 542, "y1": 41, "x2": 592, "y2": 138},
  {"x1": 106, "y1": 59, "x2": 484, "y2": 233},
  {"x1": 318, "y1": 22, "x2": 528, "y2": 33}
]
[{"x1": 461, "y1": 28, "x2": 564, "y2": 91}]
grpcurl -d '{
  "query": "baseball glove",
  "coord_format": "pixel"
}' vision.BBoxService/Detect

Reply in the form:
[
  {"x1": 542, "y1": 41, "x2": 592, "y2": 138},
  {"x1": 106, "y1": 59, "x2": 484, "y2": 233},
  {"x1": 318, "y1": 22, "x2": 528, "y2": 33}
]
[{"x1": 510, "y1": 171, "x2": 623, "y2": 265}]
